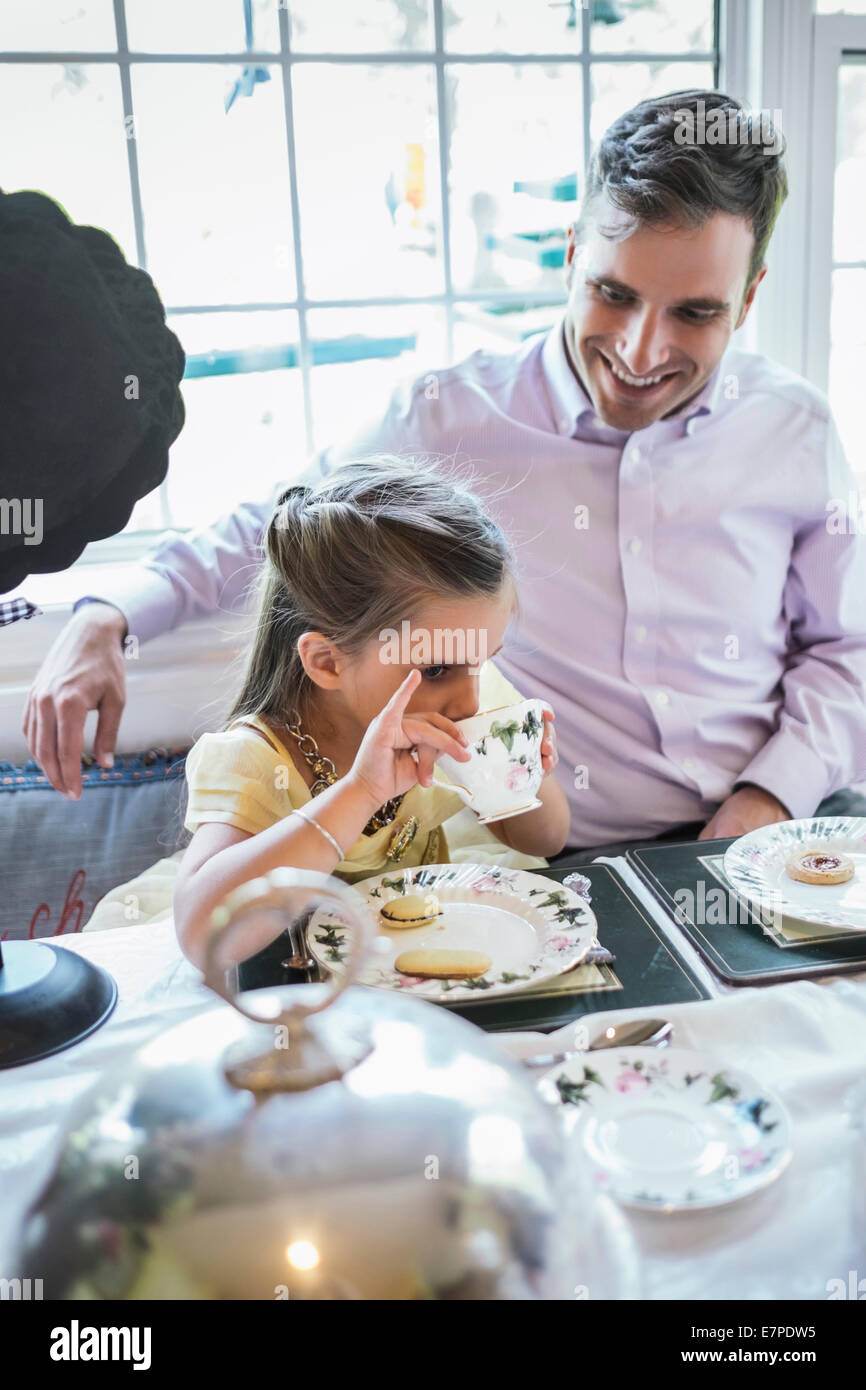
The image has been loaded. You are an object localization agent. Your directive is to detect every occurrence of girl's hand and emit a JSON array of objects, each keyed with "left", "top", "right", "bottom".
[
  {"left": 349, "top": 669, "right": 471, "bottom": 810},
  {"left": 540, "top": 705, "right": 558, "bottom": 778}
]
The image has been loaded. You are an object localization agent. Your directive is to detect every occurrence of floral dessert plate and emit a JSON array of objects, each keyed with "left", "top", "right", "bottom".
[
  {"left": 724, "top": 816, "right": 866, "bottom": 932},
  {"left": 307, "top": 862, "right": 596, "bottom": 1002},
  {"left": 537, "top": 1046, "right": 792, "bottom": 1213}
]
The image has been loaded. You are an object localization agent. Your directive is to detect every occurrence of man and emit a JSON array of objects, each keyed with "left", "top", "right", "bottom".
[{"left": 24, "top": 91, "right": 866, "bottom": 859}]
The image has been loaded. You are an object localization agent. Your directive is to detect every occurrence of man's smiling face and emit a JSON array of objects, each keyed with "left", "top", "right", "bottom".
[{"left": 564, "top": 199, "right": 765, "bottom": 431}]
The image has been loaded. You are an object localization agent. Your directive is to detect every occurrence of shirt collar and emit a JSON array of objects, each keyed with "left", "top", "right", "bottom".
[
  {"left": 541, "top": 316, "right": 600, "bottom": 438},
  {"left": 541, "top": 315, "right": 726, "bottom": 440}
]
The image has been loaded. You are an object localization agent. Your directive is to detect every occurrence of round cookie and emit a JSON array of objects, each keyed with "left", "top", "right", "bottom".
[
  {"left": 785, "top": 849, "right": 855, "bottom": 886},
  {"left": 379, "top": 891, "right": 442, "bottom": 929}
]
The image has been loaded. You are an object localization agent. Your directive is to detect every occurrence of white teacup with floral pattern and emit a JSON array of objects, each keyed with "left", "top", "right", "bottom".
[{"left": 436, "top": 699, "right": 546, "bottom": 824}]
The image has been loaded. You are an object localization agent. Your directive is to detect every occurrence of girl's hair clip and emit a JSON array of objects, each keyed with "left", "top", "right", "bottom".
[
  {"left": 272, "top": 485, "right": 313, "bottom": 530},
  {"left": 276, "top": 483, "right": 311, "bottom": 508}
]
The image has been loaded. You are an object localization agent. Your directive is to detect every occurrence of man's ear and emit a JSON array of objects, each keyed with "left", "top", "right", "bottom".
[
  {"left": 736, "top": 265, "right": 767, "bottom": 329},
  {"left": 297, "top": 632, "right": 344, "bottom": 691},
  {"left": 565, "top": 223, "right": 578, "bottom": 289}
]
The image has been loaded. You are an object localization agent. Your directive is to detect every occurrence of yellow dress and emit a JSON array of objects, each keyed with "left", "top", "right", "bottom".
[
  {"left": 83, "top": 661, "right": 547, "bottom": 931},
  {"left": 183, "top": 712, "right": 462, "bottom": 885}
]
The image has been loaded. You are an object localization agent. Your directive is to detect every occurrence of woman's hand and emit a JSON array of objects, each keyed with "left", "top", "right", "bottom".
[
  {"left": 540, "top": 705, "right": 558, "bottom": 778},
  {"left": 349, "top": 669, "right": 471, "bottom": 810}
]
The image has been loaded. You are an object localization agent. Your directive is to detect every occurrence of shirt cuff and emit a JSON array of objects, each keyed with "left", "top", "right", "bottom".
[
  {"left": 735, "top": 732, "right": 830, "bottom": 820},
  {"left": 75, "top": 565, "right": 179, "bottom": 646}
]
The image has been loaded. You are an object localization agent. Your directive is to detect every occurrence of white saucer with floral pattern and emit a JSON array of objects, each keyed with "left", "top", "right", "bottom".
[
  {"left": 537, "top": 1047, "right": 792, "bottom": 1212},
  {"left": 724, "top": 816, "right": 866, "bottom": 932},
  {"left": 307, "top": 862, "right": 596, "bottom": 1003}
]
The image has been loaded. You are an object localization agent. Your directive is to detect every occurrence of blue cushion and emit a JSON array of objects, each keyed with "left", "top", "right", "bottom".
[{"left": 0, "top": 750, "right": 190, "bottom": 940}]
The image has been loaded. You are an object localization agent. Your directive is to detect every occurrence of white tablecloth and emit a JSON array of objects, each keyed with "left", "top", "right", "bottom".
[{"left": 2, "top": 855, "right": 865, "bottom": 1300}]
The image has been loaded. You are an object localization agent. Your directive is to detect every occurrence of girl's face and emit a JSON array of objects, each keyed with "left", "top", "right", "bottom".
[{"left": 338, "top": 586, "right": 516, "bottom": 735}]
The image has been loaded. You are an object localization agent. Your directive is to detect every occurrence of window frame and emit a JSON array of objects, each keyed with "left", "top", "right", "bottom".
[
  {"left": 3, "top": 0, "right": 721, "bottom": 568},
  {"left": 804, "top": 11, "right": 866, "bottom": 391}
]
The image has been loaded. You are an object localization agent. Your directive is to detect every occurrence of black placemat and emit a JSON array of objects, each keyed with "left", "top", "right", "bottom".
[
  {"left": 628, "top": 837, "right": 866, "bottom": 985},
  {"left": 436, "top": 862, "right": 712, "bottom": 1032},
  {"left": 236, "top": 862, "right": 712, "bottom": 1032}
]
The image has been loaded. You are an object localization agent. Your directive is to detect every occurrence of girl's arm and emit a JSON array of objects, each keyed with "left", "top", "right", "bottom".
[
  {"left": 174, "top": 669, "right": 470, "bottom": 968},
  {"left": 486, "top": 706, "right": 570, "bottom": 857},
  {"left": 174, "top": 771, "right": 381, "bottom": 969}
]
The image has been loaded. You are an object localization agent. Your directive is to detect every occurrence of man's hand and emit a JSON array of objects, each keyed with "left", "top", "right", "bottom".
[
  {"left": 22, "top": 603, "right": 128, "bottom": 800},
  {"left": 699, "top": 783, "right": 791, "bottom": 841}
]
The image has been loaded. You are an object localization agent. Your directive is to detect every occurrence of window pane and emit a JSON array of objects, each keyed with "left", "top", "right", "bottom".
[
  {"left": 590, "top": 0, "right": 715, "bottom": 53},
  {"left": 122, "top": 488, "right": 169, "bottom": 534},
  {"left": 452, "top": 300, "right": 563, "bottom": 358},
  {"left": 288, "top": 0, "right": 434, "bottom": 51},
  {"left": 449, "top": 65, "right": 582, "bottom": 294},
  {"left": 125, "top": 0, "right": 280, "bottom": 52},
  {"left": 0, "top": 63, "right": 136, "bottom": 259},
  {"left": 162, "top": 310, "right": 305, "bottom": 528},
  {"left": 829, "top": 270, "right": 866, "bottom": 482},
  {"left": 0, "top": 1, "right": 116, "bottom": 50},
  {"left": 590, "top": 62, "right": 714, "bottom": 144},
  {"left": 293, "top": 64, "right": 441, "bottom": 300},
  {"left": 444, "top": 0, "right": 582, "bottom": 53},
  {"left": 306, "top": 305, "right": 446, "bottom": 452},
  {"left": 131, "top": 64, "right": 294, "bottom": 304},
  {"left": 833, "top": 60, "right": 866, "bottom": 263}
]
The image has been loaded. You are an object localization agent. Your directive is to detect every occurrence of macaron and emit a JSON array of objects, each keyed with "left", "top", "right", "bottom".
[{"left": 379, "top": 891, "right": 443, "bottom": 929}]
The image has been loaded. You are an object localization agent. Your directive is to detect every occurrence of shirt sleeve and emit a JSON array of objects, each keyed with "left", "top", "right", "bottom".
[
  {"left": 736, "top": 418, "right": 866, "bottom": 816},
  {"left": 317, "top": 373, "right": 420, "bottom": 471},
  {"left": 184, "top": 731, "right": 291, "bottom": 837},
  {"left": 76, "top": 456, "right": 327, "bottom": 645},
  {"left": 80, "top": 368, "right": 428, "bottom": 646}
]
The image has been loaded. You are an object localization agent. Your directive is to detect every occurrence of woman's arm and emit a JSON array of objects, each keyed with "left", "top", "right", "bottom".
[{"left": 174, "top": 771, "right": 380, "bottom": 969}]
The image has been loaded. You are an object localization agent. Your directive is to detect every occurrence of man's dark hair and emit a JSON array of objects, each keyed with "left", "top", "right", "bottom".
[{"left": 578, "top": 90, "right": 788, "bottom": 287}]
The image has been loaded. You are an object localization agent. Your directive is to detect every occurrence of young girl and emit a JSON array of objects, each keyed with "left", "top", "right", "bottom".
[{"left": 173, "top": 458, "right": 569, "bottom": 966}]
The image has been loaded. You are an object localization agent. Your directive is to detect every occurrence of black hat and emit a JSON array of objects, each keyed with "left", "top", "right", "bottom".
[{"left": 0, "top": 189, "right": 186, "bottom": 594}]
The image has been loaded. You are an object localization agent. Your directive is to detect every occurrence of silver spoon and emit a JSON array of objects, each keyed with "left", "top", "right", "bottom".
[{"left": 520, "top": 1017, "right": 673, "bottom": 1070}]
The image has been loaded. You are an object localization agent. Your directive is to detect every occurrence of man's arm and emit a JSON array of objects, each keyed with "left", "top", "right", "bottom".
[
  {"left": 22, "top": 461, "right": 326, "bottom": 797},
  {"left": 77, "top": 498, "right": 274, "bottom": 646},
  {"left": 702, "top": 421, "right": 866, "bottom": 836},
  {"left": 22, "top": 383, "right": 421, "bottom": 796}
]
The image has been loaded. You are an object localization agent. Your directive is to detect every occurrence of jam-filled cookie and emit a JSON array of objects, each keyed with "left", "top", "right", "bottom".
[{"left": 785, "top": 849, "right": 855, "bottom": 886}]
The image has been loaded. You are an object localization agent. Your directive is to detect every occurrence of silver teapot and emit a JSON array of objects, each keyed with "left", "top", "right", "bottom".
[{"left": 16, "top": 870, "right": 572, "bottom": 1299}]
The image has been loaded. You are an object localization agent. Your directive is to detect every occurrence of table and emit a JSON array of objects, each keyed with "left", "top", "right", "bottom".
[{"left": 2, "top": 854, "right": 865, "bottom": 1300}]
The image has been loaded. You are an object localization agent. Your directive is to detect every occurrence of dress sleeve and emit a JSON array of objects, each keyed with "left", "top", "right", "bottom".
[
  {"left": 184, "top": 731, "right": 292, "bottom": 836},
  {"left": 479, "top": 659, "right": 525, "bottom": 710}
]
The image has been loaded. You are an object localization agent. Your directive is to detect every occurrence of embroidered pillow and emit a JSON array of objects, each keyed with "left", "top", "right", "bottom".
[{"left": 0, "top": 750, "right": 189, "bottom": 940}]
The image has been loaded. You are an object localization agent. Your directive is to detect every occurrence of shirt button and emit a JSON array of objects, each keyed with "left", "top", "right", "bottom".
[
  {"left": 683, "top": 758, "right": 698, "bottom": 774},
  {"left": 630, "top": 446, "right": 641, "bottom": 463},
  {"left": 559, "top": 417, "right": 572, "bottom": 434},
  {"left": 635, "top": 624, "right": 647, "bottom": 642},
  {"left": 655, "top": 691, "right": 670, "bottom": 708},
  {"left": 628, "top": 537, "right": 643, "bottom": 555}
]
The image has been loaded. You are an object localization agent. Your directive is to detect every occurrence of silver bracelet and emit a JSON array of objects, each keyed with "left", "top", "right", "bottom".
[{"left": 291, "top": 805, "right": 344, "bottom": 860}]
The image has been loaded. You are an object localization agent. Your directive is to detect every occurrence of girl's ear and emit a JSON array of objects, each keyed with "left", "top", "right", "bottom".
[{"left": 297, "top": 631, "right": 345, "bottom": 691}]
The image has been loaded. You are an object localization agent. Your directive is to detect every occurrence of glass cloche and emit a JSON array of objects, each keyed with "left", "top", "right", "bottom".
[{"left": 15, "top": 870, "right": 572, "bottom": 1299}]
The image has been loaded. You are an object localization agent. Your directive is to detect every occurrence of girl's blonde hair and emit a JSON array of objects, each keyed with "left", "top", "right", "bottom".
[{"left": 227, "top": 456, "right": 515, "bottom": 727}]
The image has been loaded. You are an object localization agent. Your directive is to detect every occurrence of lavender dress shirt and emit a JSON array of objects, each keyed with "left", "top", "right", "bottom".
[{"left": 87, "top": 319, "right": 866, "bottom": 845}]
